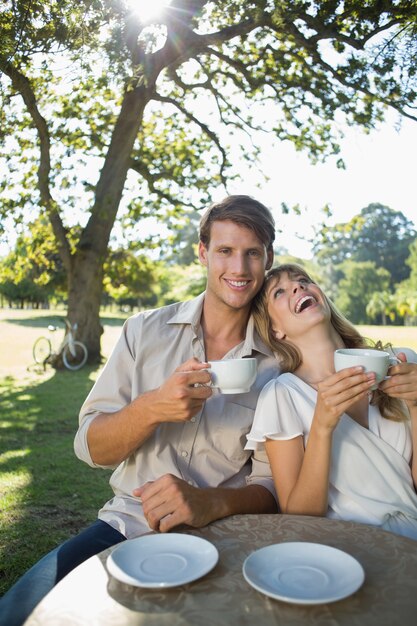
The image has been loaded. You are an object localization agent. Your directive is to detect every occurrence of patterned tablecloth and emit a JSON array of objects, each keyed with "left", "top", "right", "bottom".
[{"left": 24, "top": 513, "right": 417, "bottom": 626}]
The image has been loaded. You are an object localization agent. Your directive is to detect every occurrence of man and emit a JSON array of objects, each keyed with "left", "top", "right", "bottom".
[{"left": 0, "top": 195, "right": 280, "bottom": 626}]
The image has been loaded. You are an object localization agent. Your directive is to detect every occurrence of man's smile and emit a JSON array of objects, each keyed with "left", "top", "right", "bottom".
[{"left": 225, "top": 279, "right": 251, "bottom": 288}]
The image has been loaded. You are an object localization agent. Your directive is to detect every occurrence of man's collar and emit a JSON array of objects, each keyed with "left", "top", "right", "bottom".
[
  {"left": 167, "top": 292, "right": 205, "bottom": 327},
  {"left": 242, "top": 315, "right": 274, "bottom": 357},
  {"left": 167, "top": 293, "right": 273, "bottom": 358}
]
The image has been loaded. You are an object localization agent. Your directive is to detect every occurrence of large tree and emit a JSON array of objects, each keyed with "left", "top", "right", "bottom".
[
  {"left": 312, "top": 204, "right": 416, "bottom": 285},
  {"left": 1, "top": 1, "right": 416, "bottom": 361},
  {"left": 335, "top": 259, "right": 391, "bottom": 324}
]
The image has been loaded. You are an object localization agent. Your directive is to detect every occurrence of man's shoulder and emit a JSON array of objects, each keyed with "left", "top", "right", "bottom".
[{"left": 126, "top": 294, "right": 204, "bottom": 328}]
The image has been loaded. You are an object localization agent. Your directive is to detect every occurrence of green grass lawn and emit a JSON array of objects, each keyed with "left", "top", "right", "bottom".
[
  {"left": 356, "top": 325, "right": 417, "bottom": 352},
  {"left": 0, "top": 308, "right": 416, "bottom": 597},
  {"left": 0, "top": 308, "right": 128, "bottom": 596}
]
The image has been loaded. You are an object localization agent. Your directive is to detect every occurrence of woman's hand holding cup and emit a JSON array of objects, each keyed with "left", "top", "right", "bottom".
[{"left": 378, "top": 352, "right": 417, "bottom": 409}]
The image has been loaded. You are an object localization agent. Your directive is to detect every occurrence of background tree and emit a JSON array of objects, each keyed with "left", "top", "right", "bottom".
[
  {"left": 0, "top": 218, "right": 66, "bottom": 307},
  {"left": 1, "top": 1, "right": 417, "bottom": 361},
  {"left": 103, "top": 249, "right": 161, "bottom": 310},
  {"left": 393, "top": 286, "right": 417, "bottom": 325},
  {"left": 159, "top": 210, "right": 200, "bottom": 266},
  {"left": 366, "top": 291, "right": 395, "bottom": 325},
  {"left": 404, "top": 239, "right": 417, "bottom": 290},
  {"left": 158, "top": 262, "right": 207, "bottom": 305},
  {"left": 312, "top": 204, "right": 417, "bottom": 286},
  {"left": 334, "top": 260, "right": 391, "bottom": 324},
  {"left": 392, "top": 239, "right": 417, "bottom": 324}
]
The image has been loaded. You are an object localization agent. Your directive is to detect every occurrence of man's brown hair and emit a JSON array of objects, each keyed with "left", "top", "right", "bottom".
[{"left": 199, "top": 195, "right": 276, "bottom": 252}]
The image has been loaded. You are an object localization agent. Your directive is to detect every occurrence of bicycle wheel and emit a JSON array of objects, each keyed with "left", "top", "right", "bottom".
[
  {"left": 63, "top": 341, "right": 88, "bottom": 370},
  {"left": 33, "top": 337, "right": 52, "bottom": 364}
]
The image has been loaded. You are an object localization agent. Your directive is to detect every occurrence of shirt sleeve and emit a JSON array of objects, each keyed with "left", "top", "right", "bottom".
[
  {"left": 245, "top": 378, "right": 304, "bottom": 451},
  {"left": 73, "top": 317, "right": 138, "bottom": 468},
  {"left": 245, "top": 447, "right": 277, "bottom": 501},
  {"left": 390, "top": 347, "right": 417, "bottom": 363}
]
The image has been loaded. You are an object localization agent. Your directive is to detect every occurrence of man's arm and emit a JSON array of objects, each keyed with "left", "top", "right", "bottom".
[
  {"left": 134, "top": 475, "right": 278, "bottom": 532},
  {"left": 85, "top": 359, "right": 213, "bottom": 466}
]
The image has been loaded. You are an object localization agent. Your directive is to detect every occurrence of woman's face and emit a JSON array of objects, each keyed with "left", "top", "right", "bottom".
[{"left": 266, "top": 271, "right": 329, "bottom": 341}]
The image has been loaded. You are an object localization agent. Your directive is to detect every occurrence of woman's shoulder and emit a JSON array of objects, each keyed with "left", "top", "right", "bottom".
[
  {"left": 259, "top": 372, "right": 306, "bottom": 404},
  {"left": 390, "top": 347, "right": 417, "bottom": 363},
  {"left": 261, "top": 371, "right": 297, "bottom": 391}
]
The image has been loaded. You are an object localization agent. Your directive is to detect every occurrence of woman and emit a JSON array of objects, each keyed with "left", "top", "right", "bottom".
[{"left": 246, "top": 263, "right": 417, "bottom": 539}]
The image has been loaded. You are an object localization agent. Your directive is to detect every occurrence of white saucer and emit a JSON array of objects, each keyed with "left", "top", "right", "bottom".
[
  {"left": 243, "top": 542, "right": 364, "bottom": 605},
  {"left": 107, "top": 533, "right": 219, "bottom": 588}
]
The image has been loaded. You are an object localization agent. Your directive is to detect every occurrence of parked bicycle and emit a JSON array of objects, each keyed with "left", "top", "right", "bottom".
[{"left": 33, "top": 319, "right": 88, "bottom": 371}]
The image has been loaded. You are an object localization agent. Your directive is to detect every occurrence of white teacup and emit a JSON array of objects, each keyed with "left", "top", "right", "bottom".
[
  {"left": 334, "top": 348, "right": 400, "bottom": 390},
  {"left": 208, "top": 358, "right": 257, "bottom": 394}
]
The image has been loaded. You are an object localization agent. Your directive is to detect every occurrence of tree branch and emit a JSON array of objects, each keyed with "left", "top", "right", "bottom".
[
  {"left": 298, "top": 12, "right": 402, "bottom": 50},
  {"left": 204, "top": 47, "right": 264, "bottom": 91},
  {"left": 151, "top": 12, "right": 261, "bottom": 78},
  {"left": 0, "top": 60, "right": 72, "bottom": 270},
  {"left": 128, "top": 158, "right": 197, "bottom": 209},
  {"left": 151, "top": 91, "right": 229, "bottom": 185},
  {"left": 279, "top": 17, "right": 417, "bottom": 122}
]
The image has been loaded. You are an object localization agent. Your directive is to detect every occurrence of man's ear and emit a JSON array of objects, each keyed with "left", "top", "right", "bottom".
[
  {"left": 198, "top": 241, "right": 208, "bottom": 266},
  {"left": 266, "top": 248, "right": 274, "bottom": 270}
]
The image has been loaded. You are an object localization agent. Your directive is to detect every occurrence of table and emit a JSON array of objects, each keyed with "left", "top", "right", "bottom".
[{"left": 24, "top": 514, "right": 417, "bottom": 626}]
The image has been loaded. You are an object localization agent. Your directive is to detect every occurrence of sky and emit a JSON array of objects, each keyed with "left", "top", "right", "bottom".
[{"left": 220, "top": 111, "right": 417, "bottom": 259}]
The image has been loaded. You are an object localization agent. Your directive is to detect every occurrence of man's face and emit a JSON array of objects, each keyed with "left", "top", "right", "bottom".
[{"left": 198, "top": 219, "right": 273, "bottom": 312}]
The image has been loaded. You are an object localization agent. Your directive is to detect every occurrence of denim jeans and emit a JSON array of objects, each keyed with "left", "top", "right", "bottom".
[{"left": 0, "top": 519, "right": 126, "bottom": 626}]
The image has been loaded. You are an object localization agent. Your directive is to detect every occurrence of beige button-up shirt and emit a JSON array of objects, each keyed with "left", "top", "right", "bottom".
[{"left": 74, "top": 293, "right": 280, "bottom": 538}]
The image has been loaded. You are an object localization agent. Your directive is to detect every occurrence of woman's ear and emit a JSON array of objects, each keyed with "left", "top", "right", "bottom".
[{"left": 272, "top": 327, "right": 286, "bottom": 340}]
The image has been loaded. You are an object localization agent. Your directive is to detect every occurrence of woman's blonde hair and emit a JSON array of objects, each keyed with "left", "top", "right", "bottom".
[{"left": 253, "top": 263, "right": 407, "bottom": 422}]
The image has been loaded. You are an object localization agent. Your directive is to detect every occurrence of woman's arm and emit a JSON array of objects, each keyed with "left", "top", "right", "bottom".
[
  {"left": 265, "top": 367, "right": 376, "bottom": 516},
  {"left": 265, "top": 426, "right": 333, "bottom": 516}
]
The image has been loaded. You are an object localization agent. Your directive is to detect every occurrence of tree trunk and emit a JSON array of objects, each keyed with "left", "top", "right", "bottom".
[
  {"left": 67, "top": 250, "right": 105, "bottom": 364},
  {"left": 62, "top": 86, "right": 153, "bottom": 363}
]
